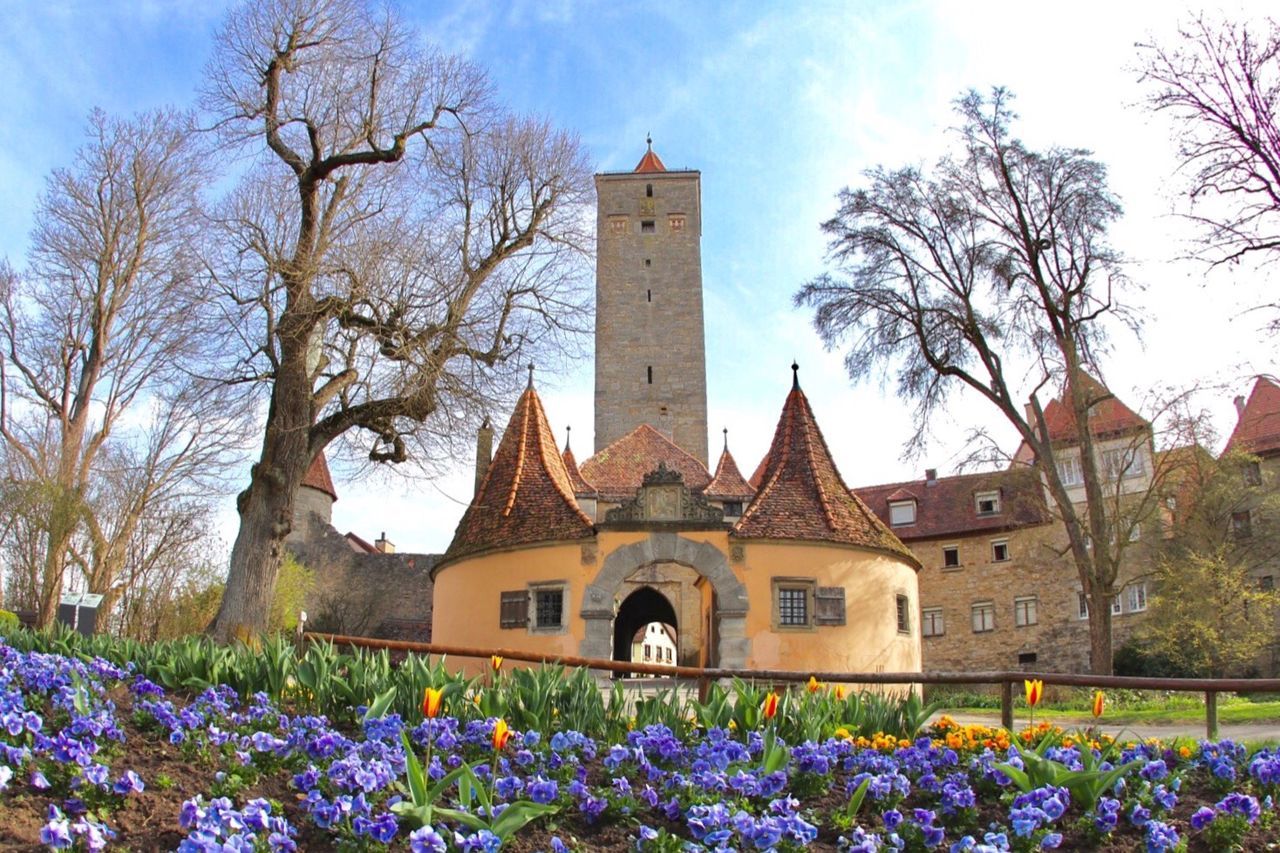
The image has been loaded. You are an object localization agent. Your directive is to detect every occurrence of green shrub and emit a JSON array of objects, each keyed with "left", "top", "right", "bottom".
[{"left": 0, "top": 609, "right": 19, "bottom": 636}]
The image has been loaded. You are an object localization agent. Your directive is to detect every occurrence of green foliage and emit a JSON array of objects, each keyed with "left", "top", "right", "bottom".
[
  {"left": 996, "top": 735, "right": 1140, "bottom": 811},
  {"left": 0, "top": 609, "right": 19, "bottom": 636},
  {"left": 269, "top": 553, "right": 313, "bottom": 632}
]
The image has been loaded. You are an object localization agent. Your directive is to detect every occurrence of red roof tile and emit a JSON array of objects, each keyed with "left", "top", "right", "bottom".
[
  {"left": 1225, "top": 377, "right": 1280, "bottom": 458},
  {"left": 581, "top": 424, "right": 712, "bottom": 501},
  {"left": 705, "top": 438, "right": 756, "bottom": 500},
  {"left": 443, "top": 384, "right": 594, "bottom": 563},
  {"left": 854, "top": 468, "right": 1050, "bottom": 541},
  {"left": 1041, "top": 374, "right": 1148, "bottom": 444},
  {"left": 634, "top": 139, "right": 667, "bottom": 173},
  {"left": 562, "top": 430, "right": 597, "bottom": 497},
  {"left": 733, "top": 369, "right": 916, "bottom": 564},
  {"left": 301, "top": 453, "right": 338, "bottom": 501}
]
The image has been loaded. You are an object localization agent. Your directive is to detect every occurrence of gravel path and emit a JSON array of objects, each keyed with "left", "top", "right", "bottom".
[{"left": 933, "top": 711, "right": 1280, "bottom": 743}]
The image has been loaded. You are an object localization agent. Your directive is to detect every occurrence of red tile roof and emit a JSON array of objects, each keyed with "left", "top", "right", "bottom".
[
  {"left": 581, "top": 424, "right": 712, "bottom": 501},
  {"left": 1041, "top": 374, "right": 1148, "bottom": 444},
  {"left": 733, "top": 369, "right": 916, "bottom": 564},
  {"left": 854, "top": 468, "right": 1051, "bottom": 541},
  {"left": 634, "top": 140, "right": 667, "bottom": 173},
  {"left": 562, "top": 434, "right": 597, "bottom": 497},
  {"left": 705, "top": 438, "right": 756, "bottom": 500},
  {"left": 1225, "top": 377, "right": 1280, "bottom": 458},
  {"left": 443, "top": 383, "right": 594, "bottom": 563},
  {"left": 301, "top": 453, "right": 338, "bottom": 501}
]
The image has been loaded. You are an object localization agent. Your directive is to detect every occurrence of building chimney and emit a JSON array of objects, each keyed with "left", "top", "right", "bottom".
[
  {"left": 374, "top": 531, "right": 395, "bottom": 554},
  {"left": 925, "top": 468, "right": 938, "bottom": 486},
  {"left": 475, "top": 415, "right": 493, "bottom": 496},
  {"left": 1235, "top": 395, "right": 1247, "bottom": 418}
]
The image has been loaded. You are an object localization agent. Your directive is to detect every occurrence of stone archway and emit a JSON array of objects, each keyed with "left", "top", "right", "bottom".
[{"left": 580, "top": 532, "right": 750, "bottom": 669}]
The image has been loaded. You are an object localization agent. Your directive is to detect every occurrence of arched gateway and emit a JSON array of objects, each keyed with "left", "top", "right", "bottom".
[{"left": 580, "top": 532, "right": 750, "bottom": 670}]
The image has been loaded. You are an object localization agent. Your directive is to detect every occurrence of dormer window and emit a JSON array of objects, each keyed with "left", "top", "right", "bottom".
[
  {"left": 888, "top": 500, "right": 917, "bottom": 527},
  {"left": 975, "top": 490, "right": 1001, "bottom": 516},
  {"left": 723, "top": 500, "right": 743, "bottom": 518}
]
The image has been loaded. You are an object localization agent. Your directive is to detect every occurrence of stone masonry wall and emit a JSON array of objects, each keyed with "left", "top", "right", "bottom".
[{"left": 594, "top": 170, "right": 709, "bottom": 466}]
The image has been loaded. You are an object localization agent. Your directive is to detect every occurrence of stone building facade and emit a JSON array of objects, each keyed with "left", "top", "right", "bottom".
[{"left": 594, "top": 141, "right": 709, "bottom": 467}]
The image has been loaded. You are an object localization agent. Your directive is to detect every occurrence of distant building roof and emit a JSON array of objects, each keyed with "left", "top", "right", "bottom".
[
  {"left": 854, "top": 468, "right": 1051, "bottom": 541},
  {"left": 1041, "top": 374, "right": 1148, "bottom": 444},
  {"left": 1225, "top": 376, "right": 1280, "bottom": 458},
  {"left": 733, "top": 366, "right": 917, "bottom": 565},
  {"left": 443, "top": 380, "right": 594, "bottom": 564},
  {"left": 704, "top": 433, "right": 756, "bottom": 501},
  {"left": 345, "top": 531, "right": 378, "bottom": 553},
  {"left": 581, "top": 424, "right": 712, "bottom": 502},
  {"left": 301, "top": 453, "right": 338, "bottom": 501}
]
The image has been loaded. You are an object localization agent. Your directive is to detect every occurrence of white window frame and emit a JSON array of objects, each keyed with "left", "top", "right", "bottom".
[
  {"left": 922, "top": 607, "right": 945, "bottom": 637},
  {"left": 1014, "top": 596, "right": 1039, "bottom": 627},
  {"left": 1055, "top": 454, "right": 1083, "bottom": 486},
  {"left": 1103, "top": 447, "right": 1145, "bottom": 481},
  {"left": 1111, "top": 595, "right": 1123, "bottom": 616},
  {"left": 889, "top": 500, "right": 917, "bottom": 527},
  {"left": 975, "top": 490, "right": 1001, "bottom": 516},
  {"left": 1127, "top": 583, "right": 1148, "bottom": 613},
  {"left": 1077, "top": 591, "right": 1089, "bottom": 620},
  {"left": 971, "top": 601, "right": 995, "bottom": 633},
  {"left": 991, "top": 539, "right": 1010, "bottom": 563},
  {"left": 942, "top": 545, "right": 961, "bottom": 569}
]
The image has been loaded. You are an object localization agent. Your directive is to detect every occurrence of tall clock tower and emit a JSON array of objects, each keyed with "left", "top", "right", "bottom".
[{"left": 593, "top": 140, "right": 709, "bottom": 466}]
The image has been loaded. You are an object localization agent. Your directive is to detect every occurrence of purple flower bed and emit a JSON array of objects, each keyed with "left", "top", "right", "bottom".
[{"left": 0, "top": 639, "right": 1277, "bottom": 850}]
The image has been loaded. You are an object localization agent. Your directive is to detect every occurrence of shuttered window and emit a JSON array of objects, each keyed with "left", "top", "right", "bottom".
[
  {"left": 814, "top": 587, "right": 846, "bottom": 626},
  {"left": 499, "top": 591, "right": 528, "bottom": 628}
]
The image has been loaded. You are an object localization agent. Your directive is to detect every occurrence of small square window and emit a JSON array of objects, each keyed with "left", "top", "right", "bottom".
[
  {"left": 1017, "top": 651, "right": 1038, "bottom": 666},
  {"left": 889, "top": 500, "right": 917, "bottom": 527},
  {"left": 895, "top": 594, "right": 910, "bottom": 634},
  {"left": 942, "top": 546, "right": 960, "bottom": 568},
  {"left": 1245, "top": 461, "right": 1263, "bottom": 486},
  {"left": 991, "top": 540, "right": 1010, "bottom": 562},
  {"left": 975, "top": 491, "right": 1001, "bottom": 516},
  {"left": 1111, "top": 595, "right": 1123, "bottom": 616},
  {"left": 640, "top": 220, "right": 655, "bottom": 233},
  {"left": 1261, "top": 575, "right": 1275, "bottom": 591},
  {"left": 722, "top": 501, "right": 743, "bottom": 518},
  {"left": 1014, "top": 596, "right": 1038, "bottom": 627},
  {"left": 773, "top": 579, "right": 814, "bottom": 629},
  {"left": 922, "top": 607, "right": 944, "bottom": 637},
  {"left": 534, "top": 587, "right": 564, "bottom": 629},
  {"left": 1233, "top": 511, "right": 1253, "bottom": 539},
  {"left": 971, "top": 602, "right": 995, "bottom": 633}
]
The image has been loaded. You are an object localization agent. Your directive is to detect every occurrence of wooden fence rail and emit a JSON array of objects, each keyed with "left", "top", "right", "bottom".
[{"left": 303, "top": 631, "right": 1280, "bottom": 739}]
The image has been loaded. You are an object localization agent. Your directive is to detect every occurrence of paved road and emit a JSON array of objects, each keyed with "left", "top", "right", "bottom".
[{"left": 932, "top": 711, "right": 1280, "bottom": 743}]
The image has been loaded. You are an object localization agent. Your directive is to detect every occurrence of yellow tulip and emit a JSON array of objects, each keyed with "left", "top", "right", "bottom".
[
  {"left": 421, "top": 687, "right": 443, "bottom": 719},
  {"left": 1023, "top": 679, "right": 1044, "bottom": 707},
  {"left": 1092, "top": 690, "right": 1105, "bottom": 718},
  {"left": 492, "top": 718, "right": 512, "bottom": 751},
  {"left": 806, "top": 676, "right": 821, "bottom": 693}
]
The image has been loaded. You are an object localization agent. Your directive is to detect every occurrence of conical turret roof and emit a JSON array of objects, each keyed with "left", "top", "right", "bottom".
[
  {"left": 634, "top": 137, "right": 667, "bottom": 173},
  {"left": 443, "top": 380, "right": 594, "bottom": 564},
  {"left": 301, "top": 452, "right": 338, "bottom": 501},
  {"left": 1225, "top": 376, "right": 1280, "bottom": 458},
  {"left": 734, "top": 365, "right": 916, "bottom": 565},
  {"left": 704, "top": 430, "right": 756, "bottom": 501},
  {"left": 562, "top": 427, "right": 597, "bottom": 497}
]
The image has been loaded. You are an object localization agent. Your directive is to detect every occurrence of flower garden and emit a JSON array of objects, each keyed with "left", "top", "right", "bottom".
[{"left": 1, "top": 629, "right": 1278, "bottom": 851}]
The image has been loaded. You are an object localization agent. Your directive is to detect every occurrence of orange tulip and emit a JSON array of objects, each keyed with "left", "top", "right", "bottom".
[
  {"left": 806, "top": 676, "right": 821, "bottom": 694},
  {"left": 762, "top": 692, "right": 780, "bottom": 720},
  {"left": 490, "top": 655, "right": 504, "bottom": 672},
  {"left": 492, "top": 718, "right": 512, "bottom": 751},
  {"left": 834, "top": 685, "right": 846, "bottom": 701},
  {"left": 422, "top": 687, "right": 443, "bottom": 719},
  {"left": 1092, "top": 690, "right": 1105, "bottom": 718},
  {"left": 1024, "top": 679, "right": 1044, "bottom": 707}
]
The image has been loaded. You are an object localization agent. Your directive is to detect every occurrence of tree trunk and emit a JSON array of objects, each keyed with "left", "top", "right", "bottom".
[
  {"left": 209, "top": 351, "right": 313, "bottom": 643},
  {"left": 1085, "top": 580, "right": 1114, "bottom": 675}
]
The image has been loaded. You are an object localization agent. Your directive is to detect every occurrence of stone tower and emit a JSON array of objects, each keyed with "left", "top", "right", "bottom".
[{"left": 594, "top": 141, "right": 708, "bottom": 466}]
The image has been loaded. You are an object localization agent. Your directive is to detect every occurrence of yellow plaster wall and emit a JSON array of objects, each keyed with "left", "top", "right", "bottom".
[
  {"left": 739, "top": 542, "right": 922, "bottom": 674},
  {"left": 432, "top": 542, "right": 592, "bottom": 675}
]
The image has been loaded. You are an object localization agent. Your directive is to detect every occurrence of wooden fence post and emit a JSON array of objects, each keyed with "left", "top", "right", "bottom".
[
  {"left": 1000, "top": 680, "right": 1014, "bottom": 731},
  {"left": 1206, "top": 691, "right": 1218, "bottom": 740}
]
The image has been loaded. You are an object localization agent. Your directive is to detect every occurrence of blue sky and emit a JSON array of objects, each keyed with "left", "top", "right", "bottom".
[{"left": 2, "top": 1, "right": 1276, "bottom": 554}]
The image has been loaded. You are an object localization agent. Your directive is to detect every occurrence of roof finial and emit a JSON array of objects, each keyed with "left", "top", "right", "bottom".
[
  {"left": 723, "top": 427, "right": 729, "bottom": 452},
  {"left": 646, "top": 133, "right": 652, "bottom": 151},
  {"left": 791, "top": 361, "right": 800, "bottom": 390},
  {"left": 527, "top": 363, "right": 535, "bottom": 389},
  {"left": 564, "top": 424, "right": 572, "bottom": 451}
]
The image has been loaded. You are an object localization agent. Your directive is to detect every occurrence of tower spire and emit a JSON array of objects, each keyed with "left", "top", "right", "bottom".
[
  {"left": 527, "top": 363, "right": 535, "bottom": 389},
  {"left": 791, "top": 361, "right": 800, "bottom": 390}
]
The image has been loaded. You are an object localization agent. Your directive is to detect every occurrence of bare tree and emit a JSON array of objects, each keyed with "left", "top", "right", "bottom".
[
  {"left": 797, "top": 89, "right": 1152, "bottom": 674},
  {"left": 0, "top": 108, "right": 240, "bottom": 629},
  {"left": 1138, "top": 15, "right": 1280, "bottom": 268},
  {"left": 201, "top": 0, "right": 593, "bottom": 641}
]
